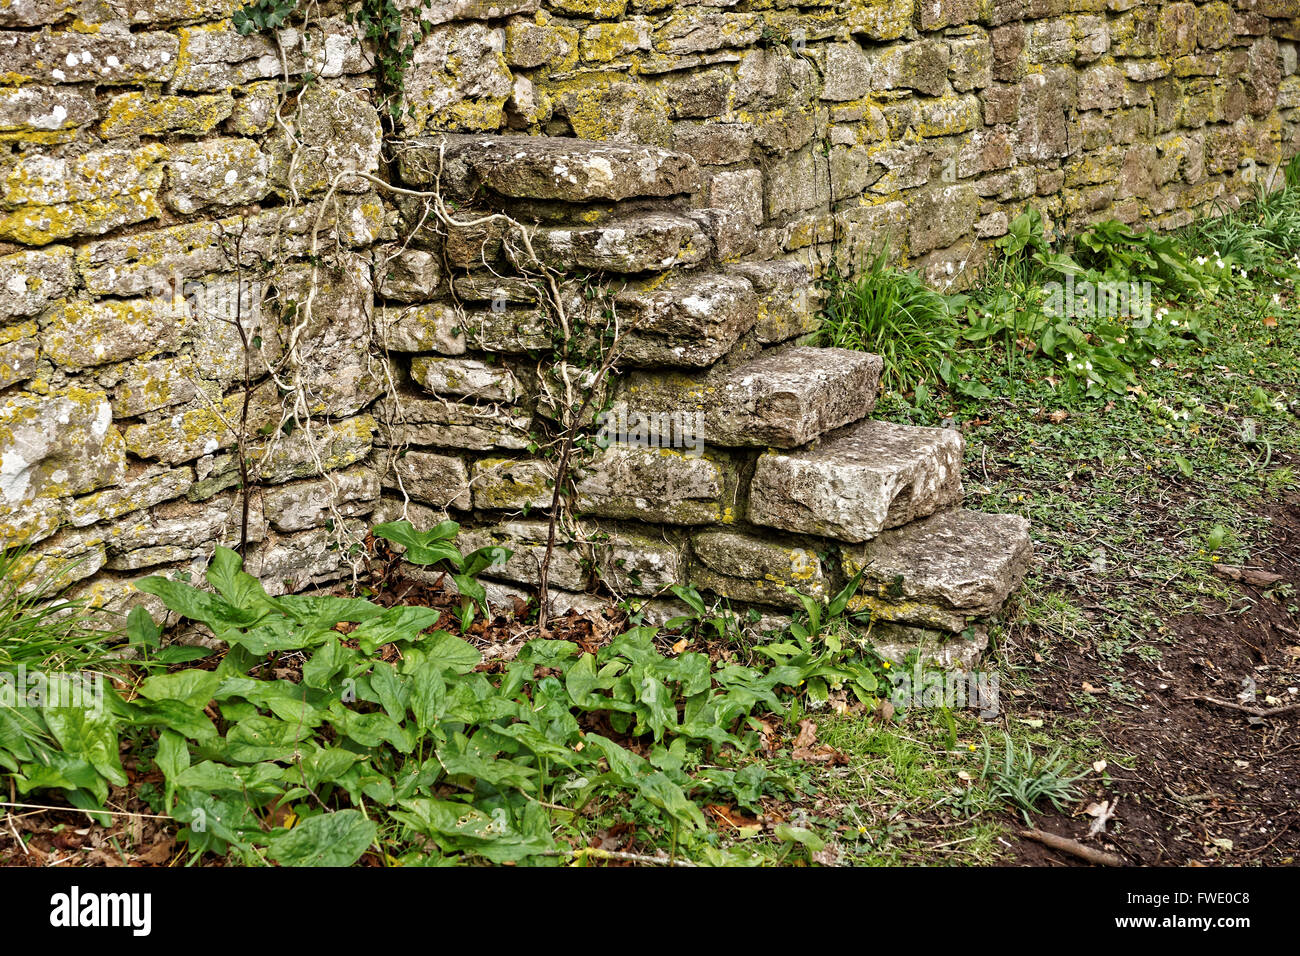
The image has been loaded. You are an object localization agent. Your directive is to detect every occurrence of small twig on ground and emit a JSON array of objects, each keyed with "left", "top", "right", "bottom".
[
  {"left": 1185, "top": 695, "right": 1300, "bottom": 719},
  {"left": 1018, "top": 828, "right": 1125, "bottom": 866},
  {"left": 542, "top": 846, "right": 698, "bottom": 867}
]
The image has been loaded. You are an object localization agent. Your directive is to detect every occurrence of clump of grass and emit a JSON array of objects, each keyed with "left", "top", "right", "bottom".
[
  {"left": 0, "top": 545, "right": 111, "bottom": 672},
  {"left": 1181, "top": 156, "right": 1300, "bottom": 277},
  {"left": 816, "top": 250, "right": 958, "bottom": 394},
  {"left": 981, "top": 733, "right": 1085, "bottom": 824}
]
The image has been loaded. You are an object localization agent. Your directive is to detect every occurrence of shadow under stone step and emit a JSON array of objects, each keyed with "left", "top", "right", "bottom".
[
  {"left": 748, "top": 418, "right": 964, "bottom": 543},
  {"left": 618, "top": 346, "right": 883, "bottom": 448},
  {"left": 399, "top": 134, "right": 702, "bottom": 203},
  {"left": 842, "top": 508, "right": 1033, "bottom": 632}
]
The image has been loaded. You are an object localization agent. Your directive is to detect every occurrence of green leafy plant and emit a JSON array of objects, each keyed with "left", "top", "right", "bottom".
[
  {"left": 5, "top": 539, "right": 900, "bottom": 865},
  {"left": 232, "top": 0, "right": 297, "bottom": 34},
  {"left": 372, "top": 519, "right": 510, "bottom": 630}
]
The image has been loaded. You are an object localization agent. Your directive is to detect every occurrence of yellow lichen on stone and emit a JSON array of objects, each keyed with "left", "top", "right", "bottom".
[{"left": 99, "top": 91, "right": 235, "bottom": 138}]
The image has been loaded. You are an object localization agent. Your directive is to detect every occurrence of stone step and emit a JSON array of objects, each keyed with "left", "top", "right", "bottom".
[
  {"left": 399, "top": 134, "right": 702, "bottom": 203},
  {"left": 841, "top": 508, "right": 1033, "bottom": 633},
  {"left": 526, "top": 212, "right": 710, "bottom": 272},
  {"left": 611, "top": 271, "right": 758, "bottom": 368},
  {"left": 748, "top": 418, "right": 963, "bottom": 543},
  {"left": 618, "top": 345, "right": 883, "bottom": 448}
]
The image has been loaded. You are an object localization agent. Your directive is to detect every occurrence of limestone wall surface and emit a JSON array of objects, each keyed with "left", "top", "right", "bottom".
[{"left": 1, "top": 0, "right": 1296, "bottom": 654}]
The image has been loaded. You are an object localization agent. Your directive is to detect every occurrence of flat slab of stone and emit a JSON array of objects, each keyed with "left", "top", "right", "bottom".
[
  {"left": 527, "top": 214, "right": 710, "bottom": 273},
  {"left": 401, "top": 134, "right": 702, "bottom": 203},
  {"left": 748, "top": 418, "right": 963, "bottom": 543},
  {"left": 843, "top": 508, "right": 1033, "bottom": 632},
  {"left": 621, "top": 346, "right": 881, "bottom": 447},
  {"left": 614, "top": 271, "right": 757, "bottom": 367}
]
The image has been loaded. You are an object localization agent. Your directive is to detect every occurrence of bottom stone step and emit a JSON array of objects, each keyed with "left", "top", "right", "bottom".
[
  {"left": 748, "top": 418, "right": 965, "bottom": 543},
  {"left": 841, "top": 508, "right": 1033, "bottom": 633}
]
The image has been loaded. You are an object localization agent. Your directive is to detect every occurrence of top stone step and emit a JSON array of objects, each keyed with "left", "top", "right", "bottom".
[{"left": 400, "top": 135, "right": 703, "bottom": 204}]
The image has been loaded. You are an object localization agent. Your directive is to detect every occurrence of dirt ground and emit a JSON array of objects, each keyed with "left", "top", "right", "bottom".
[{"left": 1005, "top": 495, "right": 1300, "bottom": 866}]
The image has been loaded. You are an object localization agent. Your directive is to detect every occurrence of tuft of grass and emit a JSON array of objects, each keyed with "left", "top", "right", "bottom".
[
  {"left": 816, "top": 251, "right": 958, "bottom": 394},
  {"left": 981, "top": 733, "right": 1086, "bottom": 824},
  {"left": 0, "top": 545, "right": 111, "bottom": 672}
]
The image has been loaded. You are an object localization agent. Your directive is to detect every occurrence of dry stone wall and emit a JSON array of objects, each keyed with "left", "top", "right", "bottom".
[{"left": 1, "top": 0, "right": 1296, "bottom": 662}]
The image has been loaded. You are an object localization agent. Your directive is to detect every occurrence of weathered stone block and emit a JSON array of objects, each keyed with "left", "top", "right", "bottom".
[
  {"left": 376, "top": 395, "right": 531, "bottom": 451},
  {"left": 822, "top": 41, "right": 871, "bottom": 102},
  {"left": 654, "top": 11, "right": 761, "bottom": 56},
  {"left": 909, "top": 185, "right": 977, "bottom": 256},
  {"left": 948, "top": 34, "right": 993, "bottom": 92},
  {"left": 376, "top": 247, "right": 441, "bottom": 302},
  {"left": 729, "top": 260, "right": 819, "bottom": 345},
  {"left": 691, "top": 530, "right": 826, "bottom": 608},
  {"left": 0, "top": 144, "right": 165, "bottom": 245},
  {"left": 504, "top": 15, "right": 578, "bottom": 68},
  {"left": 42, "top": 296, "right": 187, "bottom": 371},
  {"left": 0, "top": 30, "right": 178, "bottom": 85},
  {"left": 0, "top": 329, "right": 36, "bottom": 389},
  {"left": 0, "top": 246, "right": 74, "bottom": 318},
  {"left": 461, "top": 518, "right": 588, "bottom": 591},
  {"left": 67, "top": 467, "right": 192, "bottom": 530},
  {"left": 263, "top": 466, "right": 380, "bottom": 533},
  {"left": 620, "top": 346, "right": 882, "bottom": 448},
  {"left": 404, "top": 133, "right": 701, "bottom": 202},
  {"left": 749, "top": 419, "right": 964, "bottom": 543},
  {"left": 614, "top": 271, "right": 756, "bottom": 367},
  {"left": 581, "top": 18, "right": 652, "bottom": 62},
  {"left": 733, "top": 46, "right": 813, "bottom": 113},
  {"left": 0, "top": 85, "right": 96, "bottom": 141},
  {"left": 845, "top": 0, "right": 911, "bottom": 41},
  {"left": 269, "top": 84, "right": 382, "bottom": 197},
  {"left": 387, "top": 449, "right": 472, "bottom": 510},
  {"left": 165, "top": 137, "right": 271, "bottom": 214},
  {"left": 527, "top": 214, "right": 710, "bottom": 272},
  {"left": 378, "top": 302, "right": 466, "bottom": 354},
  {"left": 672, "top": 122, "right": 754, "bottom": 166},
  {"left": 599, "top": 529, "right": 684, "bottom": 595},
  {"left": 404, "top": 22, "right": 511, "bottom": 133},
  {"left": 99, "top": 91, "right": 232, "bottom": 138},
  {"left": 766, "top": 145, "right": 830, "bottom": 219},
  {"left": 919, "top": 0, "right": 988, "bottom": 30},
  {"left": 843, "top": 509, "right": 1033, "bottom": 631},
  {"left": 111, "top": 356, "right": 198, "bottom": 417},
  {"left": 1, "top": 386, "right": 125, "bottom": 542},
  {"left": 410, "top": 356, "right": 522, "bottom": 403},
  {"left": 864, "top": 40, "right": 950, "bottom": 97},
  {"left": 471, "top": 457, "right": 554, "bottom": 510},
  {"left": 171, "top": 22, "right": 278, "bottom": 91},
  {"left": 575, "top": 445, "right": 727, "bottom": 524}
]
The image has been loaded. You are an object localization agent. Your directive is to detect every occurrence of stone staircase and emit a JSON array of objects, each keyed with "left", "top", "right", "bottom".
[{"left": 386, "top": 133, "right": 1032, "bottom": 668}]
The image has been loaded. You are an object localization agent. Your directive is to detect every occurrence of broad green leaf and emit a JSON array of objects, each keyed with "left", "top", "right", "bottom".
[
  {"left": 42, "top": 705, "right": 126, "bottom": 788},
  {"left": 373, "top": 520, "right": 463, "bottom": 567},
  {"left": 352, "top": 606, "right": 444, "bottom": 655},
  {"left": 206, "top": 546, "right": 279, "bottom": 617},
  {"left": 139, "top": 670, "right": 223, "bottom": 708},
  {"left": 225, "top": 716, "right": 312, "bottom": 763}
]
